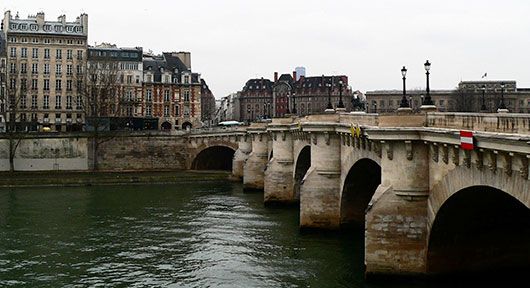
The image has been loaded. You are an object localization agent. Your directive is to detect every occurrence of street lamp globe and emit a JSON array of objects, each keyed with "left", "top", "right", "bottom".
[
  {"left": 424, "top": 60, "right": 431, "bottom": 72},
  {"left": 401, "top": 66, "right": 407, "bottom": 77}
]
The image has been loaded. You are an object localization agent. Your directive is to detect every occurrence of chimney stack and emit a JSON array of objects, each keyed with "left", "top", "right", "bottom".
[
  {"left": 175, "top": 52, "right": 192, "bottom": 70},
  {"left": 274, "top": 72, "right": 278, "bottom": 82},
  {"left": 293, "top": 71, "right": 297, "bottom": 81}
]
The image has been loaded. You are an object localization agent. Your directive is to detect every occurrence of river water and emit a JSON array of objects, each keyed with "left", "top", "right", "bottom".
[{"left": 0, "top": 173, "right": 506, "bottom": 287}]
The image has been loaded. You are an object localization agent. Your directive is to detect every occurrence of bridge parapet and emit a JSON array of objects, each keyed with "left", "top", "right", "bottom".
[{"left": 427, "top": 112, "right": 530, "bottom": 134}]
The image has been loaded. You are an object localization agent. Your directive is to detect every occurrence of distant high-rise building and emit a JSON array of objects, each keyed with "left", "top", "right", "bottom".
[{"left": 295, "top": 67, "right": 306, "bottom": 80}]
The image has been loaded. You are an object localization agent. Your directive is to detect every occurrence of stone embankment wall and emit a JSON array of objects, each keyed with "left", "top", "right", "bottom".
[
  {"left": 0, "top": 135, "right": 88, "bottom": 171},
  {"left": 95, "top": 134, "right": 188, "bottom": 171},
  {"left": 0, "top": 133, "right": 190, "bottom": 172}
]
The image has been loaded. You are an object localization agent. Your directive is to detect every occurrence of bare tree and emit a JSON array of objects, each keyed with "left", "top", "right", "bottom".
[
  {"left": 450, "top": 87, "right": 477, "bottom": 112},
  {"left": 1, "top": 66, "right": 27, "bottom": 172},
  {"left": 77, "top": 59, "right": 122, "bottom": 170}
]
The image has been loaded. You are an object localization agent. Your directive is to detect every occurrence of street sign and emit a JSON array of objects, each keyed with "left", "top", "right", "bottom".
[{"left": 460, "top": 131, "right": 474, "bottom": 150}]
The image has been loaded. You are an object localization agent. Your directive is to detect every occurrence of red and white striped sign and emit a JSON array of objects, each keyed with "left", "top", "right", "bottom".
[{"left": 460, "top": 131, "right": 474, "bottom": 150}]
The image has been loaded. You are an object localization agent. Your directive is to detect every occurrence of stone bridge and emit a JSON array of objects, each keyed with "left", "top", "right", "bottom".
[{"left": 191, "top": 112, "right": 530, "bottom": 278}]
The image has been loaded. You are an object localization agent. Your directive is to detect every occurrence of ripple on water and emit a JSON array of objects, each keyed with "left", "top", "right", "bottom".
[{"left": 0, "top": 181, "right": 374, "bottom": 288}]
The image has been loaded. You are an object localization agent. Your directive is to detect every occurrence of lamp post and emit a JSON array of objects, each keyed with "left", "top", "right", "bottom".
[
  {"left": 422, "top": 60, "right": 434, "bottom": 106},
  {"left": 481, "top": 85, "right": 487, "bottom": 111},
  {"left": 326, "top": 82, "right": 333, "bottom": 110},
  {"left": 399, "top": 66, "right": 409, "bottom": 108},
  {"left": 337, "top": 80, "right": 345, "bottom": 109},
  {"left": 499, "top": 82, "right": 507, "bottom": 110}
]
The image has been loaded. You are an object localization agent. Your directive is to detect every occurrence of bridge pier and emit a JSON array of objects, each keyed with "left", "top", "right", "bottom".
[
  {"left": 365, "top": 140, "right": 430, "bottom": 277},
  {"left": 243, "top": 125, "right": 269, "bottom": 191},
  {"left": 264, "top": 123, "right": 295, "bottom": 205},
  {"left": 299, "top": 127, "right": 342, "bottom": 230},
  {"left": 232, "top": 135, "right": 251, "bottom": 180}
]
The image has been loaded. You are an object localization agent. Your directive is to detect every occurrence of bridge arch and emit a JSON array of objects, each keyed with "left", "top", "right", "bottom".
[
  {"left": 340, "top": 158, "right": 381, "bottom": 228},
  {"left": 190, "top": 143, "right": 238, "bottom": 171},
  {"left": 427, "top": 185, "right": 530, "bottom": 276},
  {"left": 293, "top": 145, "right": 311, "bottom": 201},
  {"left": 427, "top": 165, "right": 530, "bottom": 276}
]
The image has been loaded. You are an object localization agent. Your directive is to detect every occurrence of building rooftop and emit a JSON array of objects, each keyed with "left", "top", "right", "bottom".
[{"left": 3, "top": 11, "right": 88, "bottom": 37}]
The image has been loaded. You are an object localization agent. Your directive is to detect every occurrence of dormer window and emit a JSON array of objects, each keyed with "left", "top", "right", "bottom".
[
  {"left": 10, "top": 24, "right": 17, "bottom": 30},
  {"left": 30, "top": 24, "right": 38, "bottom": 31},
  {"left": 66, "top": 26, "right": 73, "bottom": 32},
  {"left": 43, "top": 24, "right": 51, "bottom": 31},
  {"left": 19, "top": 24, "right": 28, "bottom": 30},
  {"left": 54, "top": 25, "right": 62, "bottom": 32}
]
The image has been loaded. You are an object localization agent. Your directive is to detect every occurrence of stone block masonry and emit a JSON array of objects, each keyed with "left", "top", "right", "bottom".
[{"left": 96, "top": 134, "right": 188, "bottom": 171}]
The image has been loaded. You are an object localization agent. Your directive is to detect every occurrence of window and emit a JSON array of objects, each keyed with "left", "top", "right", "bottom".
[
  {"left": 56, "top": 64, "right": 62, "bottom": 75},
  {"left": 67, "top": 50, "right": 73, "bottom": 60},
  {"left": 67, "top": 80, "right": 72, "bottom": 91},
  {"left": 32, "top": 79, "right": 38, "bottom": 90},
  {"left": 127, "top": 75, "right": 132, "bottom": 84},
  {"left": 175, "top": 105, "right": 179, "bottom": 116},
  {"left": 77, "top": 80, "right": 83, "bottom": 91},
  {"left": 125, "top": 90, "right": 133, "bottom": 101},
  {"left": 439, "top": 100, "right": 445, "bottom": 106},
  {"left": 146, "top": 89, "right": 152, "bottom": 102},
  {"left": 56, "top": 49, "right": 62, "bottom": 59},
  {"left": 184, "top": 75, "right": 190, "bottom": 84},
  {"left": 164, "top": 90, "right": 170, "bottom": 102},
  {"left": 21, "top": 48, "right": 27, "bottom": 58},
  {"left": 44, "top": 49, "right": 50, "bottom": 59},
  {"left": 20, "top": 95, "right": 27, "bottom": 109},
  {"left": 184, "top": 90, "right": 190, "bottom": 101},
  {"left": 164, "top": 105, "right": 170, "bottom": 117},
  {"left": 10, "top": 63, "right": 16, "bottom": 74},
  {"left": 146, "top": 105, "right": 152, "bottom": 116},
  {"left": 44, "top": 64, "right": 50, "bottom": 75},
  {"left": 55, "top": 95, "right": 62, "bottom": 109},
  {"left": 32, "top": 48, "right": 38, "bottom": 59},
  {"left": 77, "top": 50, "right": 83, "bottom": 60},
  {"left": 20, "top": 79, "right": 27, "bottom": 91},
  {"left": 76, "top": 65, "right": 82, "bottom": 75},
  {"left": 44, "top": 79, "right": 50, "bottom": 91},
  {"left": 66, "top": 96, "right": 73, "bottom": 109},
  {"left": 43, "top": 95, "right": 50, "bottom": 109},
  {"left": 67, "top": 64, "right": 73, "bottom": 76},
  {"left": 10, "top": 47, "right": 16, "bottom": 57},
  {"left": 21, "top": 63, "right": 27, "bottom": 73},
  {"left": 32, "top": 63, "right": 38, "bottom": 74},
  {"left": 184, "top": 106, "right": 190, "bottom": 116},
  {"left": 56, "top": 79, "right": 62, "bottom": 91},
  {"left": 31, "top": 95, "right": 38, "bottom": 109},
  {"left": 76, "top": 96, "right": 83, "bottom": 110}
]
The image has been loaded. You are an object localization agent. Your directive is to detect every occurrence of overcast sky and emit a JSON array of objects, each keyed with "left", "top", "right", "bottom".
[{"left": 3, "top": 0, "right": 530, "bottom": 98}]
